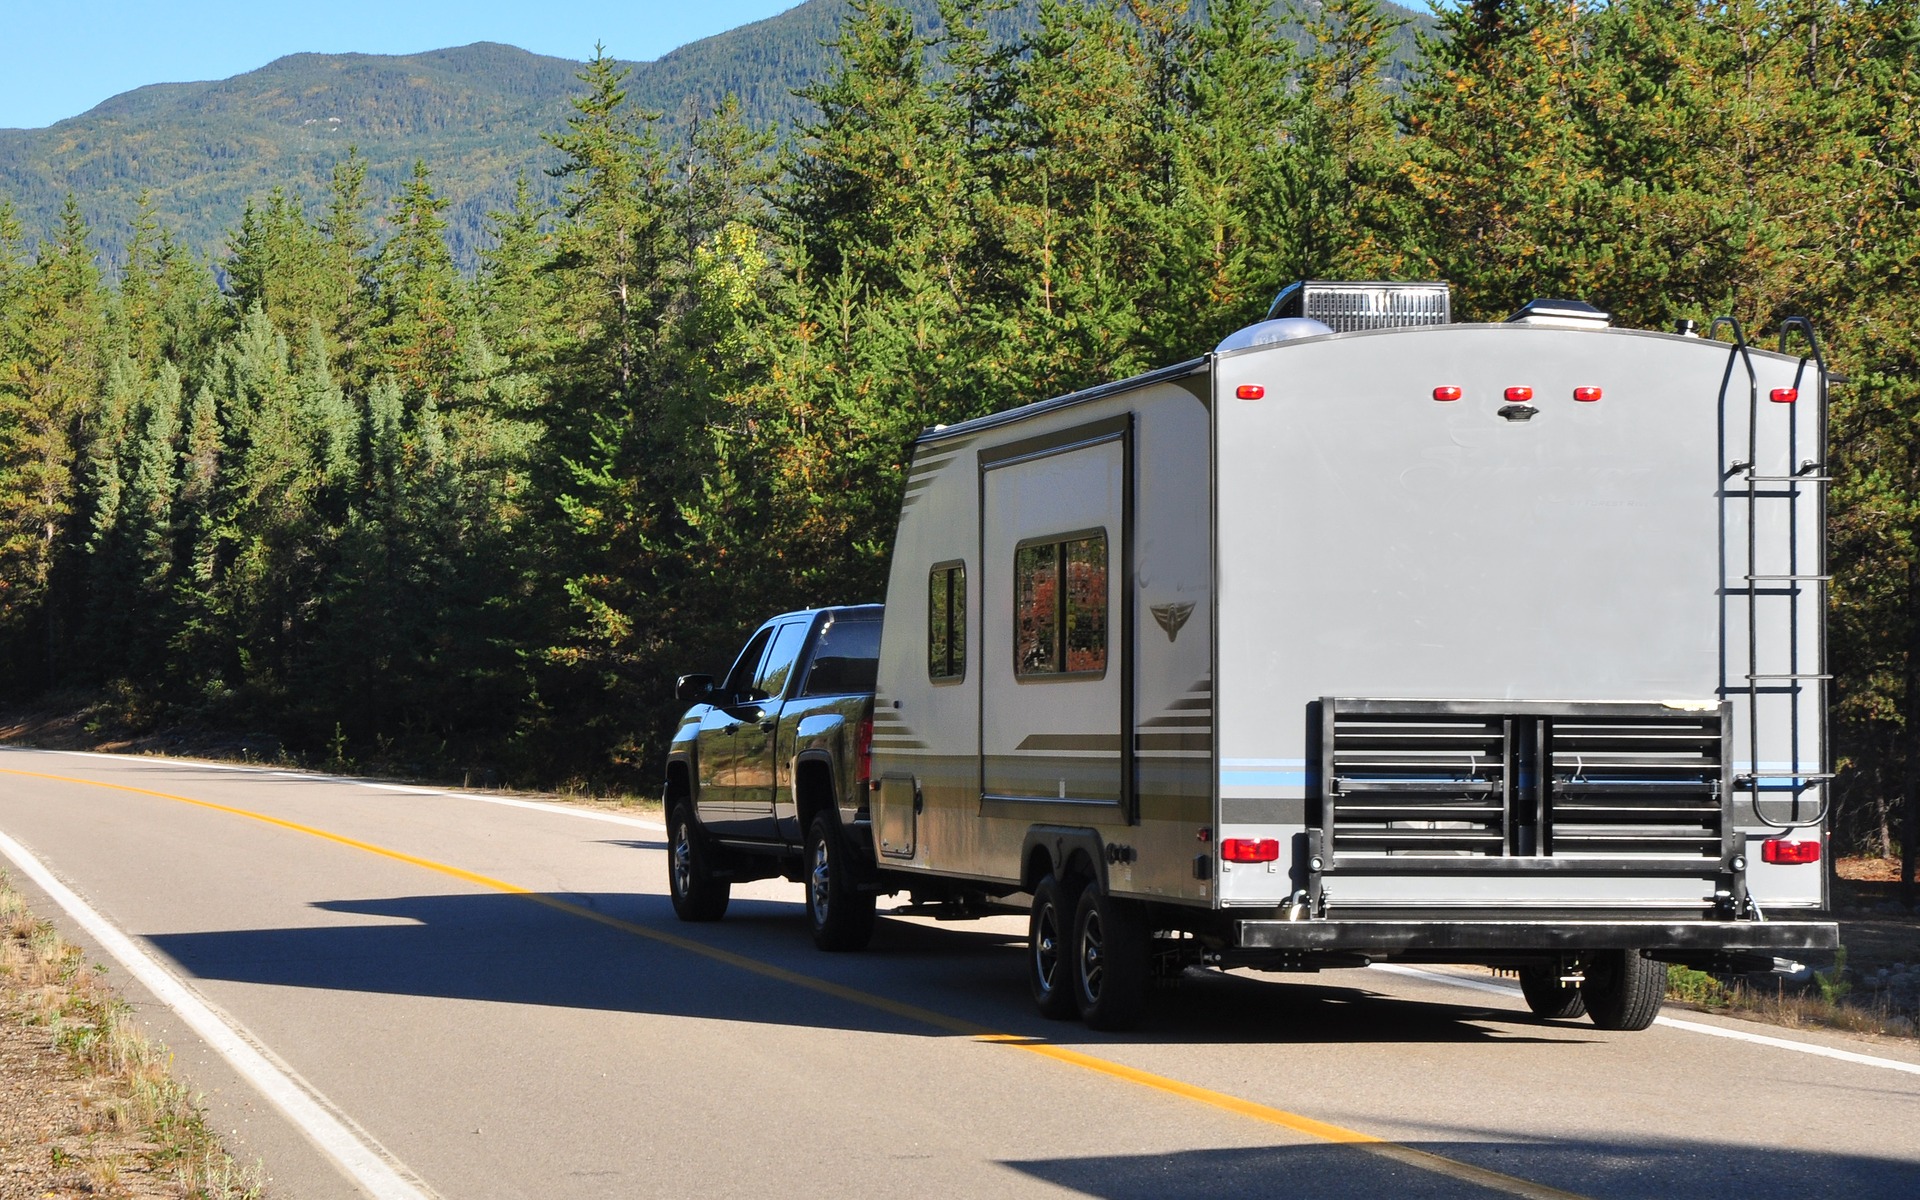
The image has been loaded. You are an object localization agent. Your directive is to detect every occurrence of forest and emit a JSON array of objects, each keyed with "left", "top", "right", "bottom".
[{"left": 0, "top": 0, "right": 1915, "bottom": 881}]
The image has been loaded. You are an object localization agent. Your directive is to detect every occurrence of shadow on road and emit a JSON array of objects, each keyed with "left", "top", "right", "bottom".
[
  {"left": 1001, "top": 1139, "right": 1920, "bottom": 1200},
  {"left": 143, "top": 891, "right": 1584, "bottom": 1046}
]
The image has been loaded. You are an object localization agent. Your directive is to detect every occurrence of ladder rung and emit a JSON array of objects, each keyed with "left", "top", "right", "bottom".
[
  {"left": 1746, "top": 475, "right": 1832, "bottom": 483},
  {"left": 1735, "top": 771, "right": 1836, "bottom": 781},
  {"left": 1746, "top": 673, "right": 1831, "bottom": 680},
  {"left": 1745, "top": 574, "right": 1830, "bottom": 581}
]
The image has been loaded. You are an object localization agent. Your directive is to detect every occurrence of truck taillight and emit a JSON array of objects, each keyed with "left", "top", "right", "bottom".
[
  {"left": 855, "top": 717, "right": 873, "bottom": 784},
  {"left": 1761, "top": 838, "right": 1820, "bottom": 865},
  {"left": 1221, "top": 838, "right": 1279, "bottom": 863}
]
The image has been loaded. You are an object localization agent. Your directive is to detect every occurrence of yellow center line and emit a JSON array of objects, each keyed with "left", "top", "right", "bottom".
[{"left": 5, "top": 765, "right": 1587, "bottom": 1200}]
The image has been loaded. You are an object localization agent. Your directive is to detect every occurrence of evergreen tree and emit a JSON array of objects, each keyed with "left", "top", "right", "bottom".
[
  {"left": 1280, "top": 0, "right": 1410, "bottom": 281},
  {"left": 372, "top": 160, "right": 463, "bottom": 397},
  {"left": 0, "top": 196, "right": 104, "bottom": 687}
]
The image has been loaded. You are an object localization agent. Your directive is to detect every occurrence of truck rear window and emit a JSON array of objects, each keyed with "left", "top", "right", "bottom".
[{"left": 800, "top": 617, "right": 881, "bottom": 696}]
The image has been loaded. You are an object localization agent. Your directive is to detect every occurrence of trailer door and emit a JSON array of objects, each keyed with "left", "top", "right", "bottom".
[{"left": 979, "top": 419, "right": 1130, "bottom": 818}]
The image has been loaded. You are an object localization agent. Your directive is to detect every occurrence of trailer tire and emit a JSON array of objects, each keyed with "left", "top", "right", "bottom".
[
  {"left": 806, "top": 812, "right": 876, "bottom": 951},
  {"left": 668, "top": 801, "right": 730, "bottom": 922},
  {"left": 1580, "top": 950, "right": 1667, "bottom": 1031},
  {"left": 1028, "top": 875, "right": 1080, "bottom": 1019},
  {"left": 1070, "top": 887, "right": 1149, "bottom": 1031},
  {"left": 1518, "top": 964, "right": 1587, "bottom": 1020}
]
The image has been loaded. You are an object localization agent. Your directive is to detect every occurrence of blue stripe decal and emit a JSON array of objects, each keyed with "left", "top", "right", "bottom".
[
  {"left": 1222, "top": 759, "right": 1309, "bottom": 789},
  {"left": 1220, "top": 771, "right": 1309, "bottom": 788}
]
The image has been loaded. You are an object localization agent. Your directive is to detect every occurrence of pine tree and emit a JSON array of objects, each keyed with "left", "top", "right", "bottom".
[
  {"left": 0, "top": 196, "right": 105, "bottom": 686},
  {"left": 319, "top": 147, "right": 375, "bottom": 383},
  {"left": 1281, "top": 0, "right": 1411, "bottom": 282},
  {"left": 371, "top": 161, "right": 463, "bottom": 397}
]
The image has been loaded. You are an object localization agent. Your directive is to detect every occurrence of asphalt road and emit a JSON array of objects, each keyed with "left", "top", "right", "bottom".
[{"left": 2, "top": 746, "right": 1917, "bottom": 1200}]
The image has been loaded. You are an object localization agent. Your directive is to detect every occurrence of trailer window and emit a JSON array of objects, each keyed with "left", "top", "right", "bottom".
[
  {"left": 1014, "top": 533, "right": 1107, "bottom": 677},
  {"left": 928, "top": 562, "right": 966, "bottom": 681}
]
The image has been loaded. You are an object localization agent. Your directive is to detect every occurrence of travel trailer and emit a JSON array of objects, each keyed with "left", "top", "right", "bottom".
[{"left": 863, "top": 281, "right": 1839, "bottom": 1030}]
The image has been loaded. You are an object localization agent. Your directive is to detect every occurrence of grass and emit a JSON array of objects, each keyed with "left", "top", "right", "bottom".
[
  {"left": 0, "top": 872, "right": 267, "bottom": 1199},
  {"left": 1662, "top": 949, "right": 1915, "bottom": 1040}
]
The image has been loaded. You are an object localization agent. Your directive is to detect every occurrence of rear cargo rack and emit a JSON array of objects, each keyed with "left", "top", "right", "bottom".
[{"left": 1319, "top": 699, "right": 1737, "bottom": 875}]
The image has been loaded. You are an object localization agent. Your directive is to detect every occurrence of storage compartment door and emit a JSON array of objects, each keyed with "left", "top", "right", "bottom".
[{"left": 980, "top": 426, "right": 1128, "bottom": 814}]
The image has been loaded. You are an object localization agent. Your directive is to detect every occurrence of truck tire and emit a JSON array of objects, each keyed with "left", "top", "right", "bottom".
[
  {"left": 1028, "top": 875, "right": 1080, "bottom": 1020},
  {"left": 1580, "top": 949, "right": 1667, "bottom": 1031},
  {"left": 1518, "top": 963, "right": 1587, "bottom": 1020},
  {"left": 806, "top": 812, "right": 876, "bottom": 951},
  {"left": 1070, "top": 887, "right": 1149, "bottom": 1031},
  {"left": 668, "top": 801, "right": 730, "bottom": 922}
]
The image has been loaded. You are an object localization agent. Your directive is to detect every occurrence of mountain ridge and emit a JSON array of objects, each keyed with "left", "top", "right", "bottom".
[{"left": 0, "top": 1, "right": 1423, "bottom": 271}]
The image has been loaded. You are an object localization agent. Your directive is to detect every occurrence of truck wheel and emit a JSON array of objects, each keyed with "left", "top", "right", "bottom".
[
  {"left": 668, "top": 801, "right": 730, "bottom": 922},
  {"left": 806, "top": 812, "right": 876, "bottom": 951},
  {"left": 1580, "top": 950, "right": 1667, "bottom": 1031},
  {"left": 1070, "top": 887, "right": 1149, "bottom": 1031},
  {"left": 1518, "top": 963, "right": 1587, "bottom": 1020},
  {"left": 1028, "top": 875, "right": 1080, "bottom": 1020}
]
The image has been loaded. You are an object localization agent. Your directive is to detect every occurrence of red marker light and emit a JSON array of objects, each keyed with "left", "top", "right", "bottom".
[
  {"left": 1573, "top": 386, "right": 1603, "bottom": 402},
  {"left": 1236, "top": 384, "right": 1266, "bottom": 400},
  {"left": 1504, "top": 386, "right": 1534, "bottom": 403},
  {"left": 1432, "top": 386, "right": 1462, "bottom": 402},
  {"left": 1221, "top": 838, "right": 1280, "bottom": 863},
  {"left": 1760, "top": 838, "right": 1820, "bottom": 865},
  {"left": 1770, "top": 387, "right": 1798, "bottom": 404},
  {"left": 855, "top": 716, "right": 873, "bottom": 785}
]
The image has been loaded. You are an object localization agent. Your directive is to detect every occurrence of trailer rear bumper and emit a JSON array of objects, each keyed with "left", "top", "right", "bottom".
[{"left": 1232, "top": 918, "right": 1838, "bottom": 955}]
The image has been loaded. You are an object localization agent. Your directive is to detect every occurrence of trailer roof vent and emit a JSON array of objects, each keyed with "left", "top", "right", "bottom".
[
  {"left": 1264, "top": 280, "right": 1451, "bottom": 332},
  {"left": 1504, "top": 297, "right": 1611, "bottom": 329},
  {"left": 1215, "top": 316, "right": 1333, "bottom": 353}
]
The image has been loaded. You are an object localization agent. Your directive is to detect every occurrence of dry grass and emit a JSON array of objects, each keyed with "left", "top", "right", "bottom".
[
  {"left": 1665, "top": 956, "right": 1917, "bottom": 1041},
  {"left": 0, "top": 870, "right": 266, "bottom": 1199}
]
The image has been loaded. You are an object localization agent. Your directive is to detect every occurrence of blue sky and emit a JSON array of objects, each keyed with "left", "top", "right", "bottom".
[{"left": 1, "top": 1, "right": 804, "bottom": 130}]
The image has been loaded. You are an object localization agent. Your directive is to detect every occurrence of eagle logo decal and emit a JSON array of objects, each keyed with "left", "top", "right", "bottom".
[{"left": 1150, "top": 601, "right": 1194, "bottom": 643}]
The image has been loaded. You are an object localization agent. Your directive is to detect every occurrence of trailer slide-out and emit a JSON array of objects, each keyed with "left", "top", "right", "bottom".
[{"left": 865, "top": 281, "right": 1839, "bottom": 1030}]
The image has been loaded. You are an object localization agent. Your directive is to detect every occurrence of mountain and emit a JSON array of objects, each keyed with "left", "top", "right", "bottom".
[{"left": 0, "top": 0, "right": 1424, "bottom": 272}]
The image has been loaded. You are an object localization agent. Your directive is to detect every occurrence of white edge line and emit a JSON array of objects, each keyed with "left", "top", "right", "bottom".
[
  {"left": 1372, "top": 964, "right": 1920, "bottom": 1078},
  {"left": 6, "top": 747, "right": 667, "bottom": 833},
  {"left": 0, "top": 829, "right": 438, "bottom": 1200}
]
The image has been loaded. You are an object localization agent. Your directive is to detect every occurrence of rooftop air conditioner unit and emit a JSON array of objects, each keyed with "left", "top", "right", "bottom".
[{"left": 1264, "top": 280, "right": 1451, "bottom": 333}]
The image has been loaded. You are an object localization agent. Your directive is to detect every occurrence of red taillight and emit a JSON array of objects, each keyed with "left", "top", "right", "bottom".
[
  {"left": 1504, "top": 386, "right": 1534, "bottom": 403},
  {"left": 1770, "top": 387, "right": 1798, "bottom": 404},
  {"left": 1761, "top": 838, "right": 1820, "bottom": 865},
  {"left": 1432, "top": 386, "right": 1462, "bottom": 402},
  {"left": 855, "top": 717, "right": 873, "bottom": 784},
  {"left": 1236, "top": 384, "right": 1266, "bottom": 400},
  {"left": 1573, "top": 386, "right": 1603, "bottom": 402},
  {"left": 1220, "top": 838, "right": 1280, "bottom": 863}
]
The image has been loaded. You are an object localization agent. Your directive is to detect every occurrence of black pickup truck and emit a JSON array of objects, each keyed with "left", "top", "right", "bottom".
[{"left": 664, "top": 605, "right": 884, "bottom": 949}]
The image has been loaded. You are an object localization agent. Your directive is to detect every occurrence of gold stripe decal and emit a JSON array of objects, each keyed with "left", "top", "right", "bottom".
[{"left": 1014, "top": 734, "right": 1123, "bottom": 752}]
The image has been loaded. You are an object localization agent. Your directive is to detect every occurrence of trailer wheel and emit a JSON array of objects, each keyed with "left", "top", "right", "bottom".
[
  {"left": 668, "top": 801, "right": 730, "bottom": 922},
  {"left": 806, "top": 812, "right": 876, "bottom": 951},
  {"left": 1580, "top": 950, "right": 1667, "bottom": 1031},
  {"left": 1070, "top": 887, "right": 1149, "bottom": 1030},
  {"left": 1028, "top": 875, "right": 1080, "bottom": 1019},
  {"left": 1518, "top": 964, "right": 1587, "bottom": 1020}
]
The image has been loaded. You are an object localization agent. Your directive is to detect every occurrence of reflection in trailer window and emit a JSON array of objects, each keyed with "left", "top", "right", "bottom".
[
  {"left": 928, "top": 563, "right": 966, "bottom": 680},
  {"left": 1014, "top": 533, "right": 1108, "bottom": 677}
]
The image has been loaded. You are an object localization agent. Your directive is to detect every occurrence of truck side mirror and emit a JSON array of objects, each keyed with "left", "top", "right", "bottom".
[{"left": 675, "top": 673, "right": 714, "bottom": 703}]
